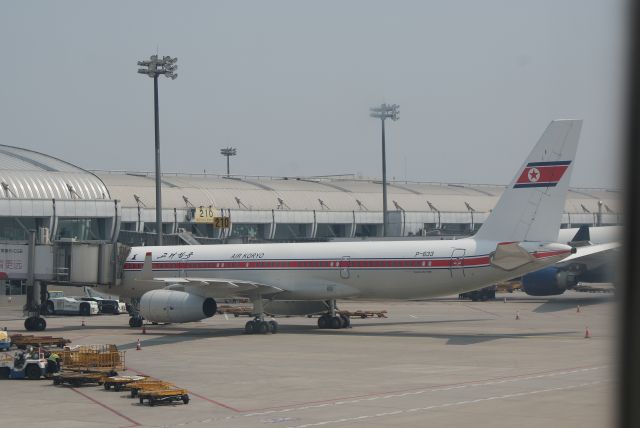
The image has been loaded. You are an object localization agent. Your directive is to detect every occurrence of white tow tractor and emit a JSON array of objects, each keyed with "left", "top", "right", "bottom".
[
  {"left": 0, "top": 350, "right": 47, "bottom": 380},
  {"left": 45, "top": 297, "right": 99, "bottom": 316}
]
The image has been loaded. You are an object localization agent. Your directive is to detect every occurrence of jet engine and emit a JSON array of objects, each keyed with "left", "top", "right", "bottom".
[
  {"left": 139, "top": 290, "right": 217, "bottom": 323},
  {"left": 521, "top": 267, "right": 577, "bottom": 296}
]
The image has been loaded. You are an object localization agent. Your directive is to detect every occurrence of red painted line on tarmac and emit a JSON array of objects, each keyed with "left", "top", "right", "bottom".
[
  {"left": 187, "top": 391, "right": 243, "bottom": 412},
  {"left": 70, "top": 387, "right": 141, "bottom": 427}
]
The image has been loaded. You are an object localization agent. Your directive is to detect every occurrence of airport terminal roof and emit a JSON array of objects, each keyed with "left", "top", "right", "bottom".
[
  {"left": 0, "top": 144, "right": 619, "bottom": 214},
  {"left": 0, "top": 145, "right": 109, "bottom": 200},
  {"left": 94, "top": 171, "right": 621, "bottom": 214}
]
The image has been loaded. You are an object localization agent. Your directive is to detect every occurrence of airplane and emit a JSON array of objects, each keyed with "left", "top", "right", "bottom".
[
  {"left": 113, "top": 119, "right": 582, "bottom": 334},
  {"left": 520, "top": 225, "right": 619, "bottom": 296}
]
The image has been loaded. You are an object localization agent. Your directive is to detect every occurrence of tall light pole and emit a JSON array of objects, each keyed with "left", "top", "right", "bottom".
[
  {"left": 137, "top": 55, "right": 178, "bottom": 245},
  {"left": 370, "top": 103, "right": 399, "bottom": 237},
  {"left": 220, "top": 147, "right": 237, "bottom": 177}
]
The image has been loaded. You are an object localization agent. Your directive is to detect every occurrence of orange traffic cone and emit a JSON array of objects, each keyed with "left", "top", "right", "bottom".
[
  {"left": 584, "top": 327, "right": 591, "bottom": 339},
  {"left": 515, "top": 311, "right": 520, "bottom": 320},
  {"left": 142, "top": 325, "right": 146, "bottom": 335},
  {"left": 81, "top": 319, "right": 85, "bottom": 327},
  {"left": 136, "top": 339, "right": 141, "bottom": 350},
  {"left": 576, "top": 305, "right": 581, "bottom": 313}
]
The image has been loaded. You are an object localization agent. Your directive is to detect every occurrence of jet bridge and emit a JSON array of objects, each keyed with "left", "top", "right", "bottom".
[{"left": 2, "top": 230, "right": 129, "bottom": 331}]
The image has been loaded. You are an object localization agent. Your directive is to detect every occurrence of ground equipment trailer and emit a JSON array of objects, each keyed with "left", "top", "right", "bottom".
[
  {"left": 0, "top": 352, "right": 47, "bottom": 380},
  {"left": 53, "top": 371, "right": 105, "bottom": 387},
  {"left": 127, "top": 379, "right": 176, "bottom": 397},
  {"left": 102, "top": 375, "right": 147, "bottom": 391},
  {"left": 138, "top": 388, "right": 190, "bottom": 406},
  {"left": 10, "top": 334, "right": 71, "bottom": 350},
  {"left": 60, "top": 344, "right": 125, "bottom": 374},
  {"left": 337, "top": 309, "right": 388, "bottom": 319}
]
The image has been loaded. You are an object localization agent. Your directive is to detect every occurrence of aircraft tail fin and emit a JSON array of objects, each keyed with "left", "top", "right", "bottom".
[
  {"left": 569, "top": 225, "right": 591, "bottom": 246},
  {"left": 141, "top": 251, "right": 154, "bottom": 280},
  {"left": 474, "top": 120, "right": 582, "bottom": 243}
]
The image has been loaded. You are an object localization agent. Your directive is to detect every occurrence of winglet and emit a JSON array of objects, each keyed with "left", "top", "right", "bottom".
[{"left": 141, "top": 252, "right": 153, "bottom": 280}]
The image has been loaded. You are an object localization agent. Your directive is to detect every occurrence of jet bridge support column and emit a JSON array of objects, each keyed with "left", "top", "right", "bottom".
[{"left": 24, "top": 230, "right": 47, "bottom": 331}]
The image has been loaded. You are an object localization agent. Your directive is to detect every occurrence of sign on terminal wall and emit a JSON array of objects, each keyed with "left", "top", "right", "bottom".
[{"left": 195, "top": 206, "right": 231, "bottom": 228}]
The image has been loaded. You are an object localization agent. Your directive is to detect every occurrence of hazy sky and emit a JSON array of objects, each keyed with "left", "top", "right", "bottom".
[{"left": 0, "top": 1, "right": 627, "bottom": 188}]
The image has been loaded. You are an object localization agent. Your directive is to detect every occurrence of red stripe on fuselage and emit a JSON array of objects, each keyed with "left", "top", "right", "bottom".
[{"left": 122, "top": 249, "right": 570, "bottom": 272}]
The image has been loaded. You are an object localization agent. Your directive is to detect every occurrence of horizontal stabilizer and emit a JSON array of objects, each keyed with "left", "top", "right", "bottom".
[{"left": 490, "top": 242, "right": 535, "bottom": 271}]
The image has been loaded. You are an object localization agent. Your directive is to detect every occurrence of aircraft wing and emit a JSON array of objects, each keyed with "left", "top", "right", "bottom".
[
  {"left": 557, "top": 242, "right": 619, "bottom": 269},
  {"left": 152, "top": 277, "right": 283, "bottom": 298}
]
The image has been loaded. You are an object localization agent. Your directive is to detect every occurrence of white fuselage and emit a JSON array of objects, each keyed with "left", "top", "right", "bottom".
[{"left": 116, "top": 239, "right": 571, "bottom": 301}]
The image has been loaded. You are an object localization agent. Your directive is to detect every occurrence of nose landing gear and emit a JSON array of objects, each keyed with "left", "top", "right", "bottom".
[{"left": 126, "top": 298, "right": 144, "bottom": 328}]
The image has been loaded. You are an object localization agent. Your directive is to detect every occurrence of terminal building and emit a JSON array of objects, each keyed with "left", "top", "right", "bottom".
[{"left": 0, "top": 144, "right": 621, "bottom": 295}]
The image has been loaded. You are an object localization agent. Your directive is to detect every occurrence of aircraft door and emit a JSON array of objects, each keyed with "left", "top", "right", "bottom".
[
  {"left": 449, "top": 249, "right": 466, "bottom": 278},
  {"left": 339, "top": 256, "right": 351, "bottom": 279}
]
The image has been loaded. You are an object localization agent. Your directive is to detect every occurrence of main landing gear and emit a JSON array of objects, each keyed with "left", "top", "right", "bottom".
[
  {"left": 244, "top": 319, "right": 278, "bottom": 334},
  {"left": 244, "top": 295, "right": 278, "bottom": 334},
  {"left": 317, "top": 300, "right": 350, "bottom": 329}
]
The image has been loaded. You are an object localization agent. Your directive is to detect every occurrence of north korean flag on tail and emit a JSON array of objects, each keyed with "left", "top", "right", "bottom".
[{"left": 513, "top": 160, "right": 571, "bottom": 188}]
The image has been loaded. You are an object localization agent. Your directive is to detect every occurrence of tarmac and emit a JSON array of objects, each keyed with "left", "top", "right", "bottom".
[{"left": 0, "top": 291, "right": 616, "bottom": 428}]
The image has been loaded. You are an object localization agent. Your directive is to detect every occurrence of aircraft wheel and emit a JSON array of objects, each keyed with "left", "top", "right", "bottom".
[
  {"left": 330, "top": 316, "right": 343, "bottom": 329},
  {"left": 268, "top": 320, "right": 278, "bottom": 334},
  {"left": 258, "top": 321, "right": 270, "bottom": 334},
  {"left": 340, "top": 315, "right": 351, "bottom": 328},
  {"left": 35, "top": 317, "right": 46, "bottom": 331},
  {"left": 245, "top": 320, "right": 256, "bottom": 334},
  {"left": 317, "top": 315, "right": 329, "bottom": 329},
  {"left": 24, "top": 317, "right": 37, "bottom": 331}
]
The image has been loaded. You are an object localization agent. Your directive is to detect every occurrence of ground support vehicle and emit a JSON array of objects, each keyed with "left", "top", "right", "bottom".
[
  {"left": 127, "top": 380, "right": 175, "bottom": 398},
  {"left": 0, "top": 352, "right": 47, "bottom": 380},
  {"left": 217, "top": 305, "right": 254, "bottom": 317},
  {"left": 53, "top": 371, "right": 105, "bottom": 387},
  {"left": 10, "top": 334, "right": 71, "bottom": 350},
  {"left": 459, "top": 285, "right": 497, "bottom": 301},
  {"left": 78, "top": 297, "right": 127, "bottom": 315},
  {"left": 337, "top": 309, "right": 388, "bottom": 319},
  {"left": 61, "top": 344, "right": 125, "bottom": 373},
  {"left": 495, "top": 281, "right": 521, "bottom": 293},
  {"left": 45, "top": 297, "right": 99, "bottom": 316},
  {"left": 102, "top": 375, "right": 147, "bottom": 391},
  {"left": 138, "top": 388, "right": 190, "bottom": 406}
]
